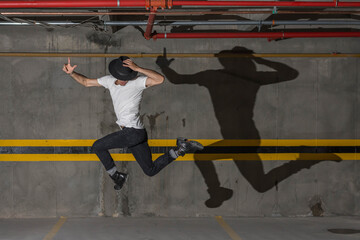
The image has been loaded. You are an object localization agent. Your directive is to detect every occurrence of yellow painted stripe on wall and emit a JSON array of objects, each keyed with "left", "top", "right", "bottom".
[
  {"left": 0, "top": 139, "right": 175, "bottom": 147},
  {"left": 0, "top": 140, "right": 96, "bottom": 147},
  {"left": 0, "top": 52, "right": 360, "bottom": 58},
  {"left": 0, "top": 139, "right": 358, "bottom": 147},
  {"left": 0, "top": 153, "right": 356, "bottom": 162}
]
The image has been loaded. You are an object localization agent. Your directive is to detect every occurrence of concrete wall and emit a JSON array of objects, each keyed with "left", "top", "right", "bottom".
[{"left": 0, "top": 25, "right": 359, "bottom": 218}]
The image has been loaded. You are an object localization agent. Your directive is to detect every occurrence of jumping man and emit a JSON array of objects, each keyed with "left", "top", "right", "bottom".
[{"left": 62, "top": 56, "right": 203, "bottom": 190}]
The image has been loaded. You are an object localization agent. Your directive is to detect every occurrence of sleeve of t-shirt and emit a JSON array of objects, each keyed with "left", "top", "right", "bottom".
[
  {"left": 134, "top": 75, "right": 148, "bottom": 90},
  {"left": 97, "top": 75, "right": 112, "bottom": 89}
]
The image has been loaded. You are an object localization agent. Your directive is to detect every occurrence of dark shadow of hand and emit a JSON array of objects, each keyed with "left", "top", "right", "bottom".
[{"left": 156, "top": 48, "right": 174, "bottom": 68}]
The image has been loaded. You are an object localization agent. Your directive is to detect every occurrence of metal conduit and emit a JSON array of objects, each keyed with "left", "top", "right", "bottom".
[
  {"left": 1, "top": 20, "right": 360, "bottom": 26},
  {"left": 2, "top": 11, "right": 360, "bottom": 16},
  {"left": 153, "top": 32, "right": 360, "bottom": 39},
  {"left": 0, "top": 0, "right": 360, "bottom": 8},
  {"left": 132, "top": 20, "right": 360, "bottom": 26}
]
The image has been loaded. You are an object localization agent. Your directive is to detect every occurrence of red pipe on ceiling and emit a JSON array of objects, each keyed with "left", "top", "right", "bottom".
[
  {"left": 152, "top": 32, "right": 360, "bottom": 40},
  {"left": 1, "top": 0, "right": 360, "bottom": 8},
  {"left": 0, "top": 0, "right": 145, "bottom": 8}
]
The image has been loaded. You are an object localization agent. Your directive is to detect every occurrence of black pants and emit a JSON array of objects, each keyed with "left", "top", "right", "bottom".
[{"left": 92, "top": 127, "right": 175, "bottom": 176}]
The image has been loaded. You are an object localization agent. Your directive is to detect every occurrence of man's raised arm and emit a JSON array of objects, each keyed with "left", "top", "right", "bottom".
[
  {"left": 62, "top": 57, "right": 101, "bottom": 87},
  {"left": 122, "top": 59, "right": 164, "bottom": 87}
]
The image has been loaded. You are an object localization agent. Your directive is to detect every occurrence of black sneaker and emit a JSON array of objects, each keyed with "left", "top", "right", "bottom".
[
  {"left": 110, "top": 171, "right": 128, "bottom": 190},
  {"left": 176, "top": 137, "right": 204, "bottom": 157}
]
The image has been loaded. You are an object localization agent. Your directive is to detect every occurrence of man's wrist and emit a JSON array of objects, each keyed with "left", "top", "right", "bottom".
[{"left": 69, "top": 71, "right": 75, "bottom": 76}]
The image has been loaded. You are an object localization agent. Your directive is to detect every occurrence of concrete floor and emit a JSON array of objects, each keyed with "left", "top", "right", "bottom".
[{"left": 0, "top": 217, "right": 359, "bottom": 240}]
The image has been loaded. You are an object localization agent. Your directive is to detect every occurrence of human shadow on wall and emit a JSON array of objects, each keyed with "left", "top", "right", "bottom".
[{"left": 157, "top": 47, "right": 341, "bottom": 208}]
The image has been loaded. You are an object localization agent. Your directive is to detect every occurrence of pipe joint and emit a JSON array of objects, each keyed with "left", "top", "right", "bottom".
[{"left": 145, "top": 0, "right": 173, "bottom": 9}]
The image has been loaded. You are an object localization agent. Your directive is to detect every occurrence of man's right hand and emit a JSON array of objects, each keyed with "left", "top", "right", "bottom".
[{"left": 63, "top": 57, "right": 77, "bottom": 75}]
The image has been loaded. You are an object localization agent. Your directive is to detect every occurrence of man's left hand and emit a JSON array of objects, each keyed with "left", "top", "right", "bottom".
[{"left": 123, "top": 59, "right": 139, "bottom": 71}]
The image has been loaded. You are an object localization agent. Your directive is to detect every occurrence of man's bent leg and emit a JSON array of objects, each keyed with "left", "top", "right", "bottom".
[
  {"left": 130, "top": 141, "right": 175, "bottom": 177},
  {"left": 93, "top": 129, "right": 142, "bottom": 190},
  {"left": 92, "top": 130, "right": 131, "bottom": 171}
]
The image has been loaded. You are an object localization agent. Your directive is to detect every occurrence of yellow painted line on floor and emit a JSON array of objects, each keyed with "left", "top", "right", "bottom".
[
  {"left": 215, "top": 216, "right": 243, "bottom": 240},
  {"left": 0, "top": 139, "right": 359, "bottom": 147},
  {"left": 0, "top": 153, "right": 356, "bottom": 161},
  {"left": 43, "top": 216, "right": 67, "bottom": 240}
]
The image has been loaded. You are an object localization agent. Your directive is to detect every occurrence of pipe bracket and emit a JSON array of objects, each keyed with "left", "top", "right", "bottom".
[
  {"left": 272, "top": 6, "right": 277, "bottom": 14},
  {"left": 258, "top": 20, "right": 262, "bottom": 32}
]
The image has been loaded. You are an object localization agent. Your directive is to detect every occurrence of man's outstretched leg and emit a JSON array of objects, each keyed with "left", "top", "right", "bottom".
[
  {"left": 130, "top": 138, "right": 204, "bottom": 177},
  {"left": 172, "top": 137, "right": 204, "bottom": 158}
]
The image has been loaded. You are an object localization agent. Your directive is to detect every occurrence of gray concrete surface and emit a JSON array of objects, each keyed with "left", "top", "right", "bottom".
[
  {"left": 0, "top": 217, "right": 360, "bottom": 240},
  {"left": 0, "top": 23, "right": 359, "bottom": 218}
]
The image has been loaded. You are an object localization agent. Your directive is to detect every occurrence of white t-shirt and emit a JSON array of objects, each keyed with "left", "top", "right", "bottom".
[{"left": 97, "top": 75, "right": 147, "bottom": 129}]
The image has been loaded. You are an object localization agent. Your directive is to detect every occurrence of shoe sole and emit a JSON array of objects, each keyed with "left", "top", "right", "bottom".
[{"left": 189, "top": 140, "right": 204, "bottom": 151}]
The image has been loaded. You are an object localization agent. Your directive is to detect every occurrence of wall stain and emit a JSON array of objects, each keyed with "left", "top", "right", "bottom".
[
  {"left": 86, "top": 32, "right": 121, "bottom": 47},
  {"left": 166, "top": 116, "right": 169, "bottom": 138},
  {"left": 100, "top": 89, "right": 118, "bottom": 135},
  {"left": 140, "top": 113, "right": 146, "bottom": 125},
  {"left": 100, "top": 120, "right": 118, "bottom": 135},
  {"left": 118, "top": 161, "right": 131, "bottom": 216},
  {"left": 309, "top": 196, "right": 324, "bottom": 217},
  {"left": 98, "top": 168, "right": 105, "bottom": 217},
  {"left": 182, "top": 118, "right": 186, "bottom": 127},
  {"left": 121, "top": 193, "right": 131, "bottom": 217},
  {"left": 146, "top": 111, "right": 165, "bottom": 137}
]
